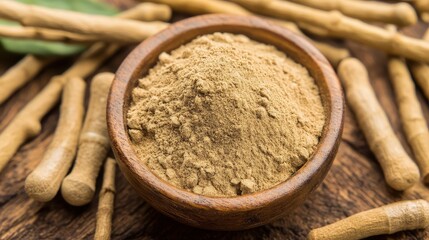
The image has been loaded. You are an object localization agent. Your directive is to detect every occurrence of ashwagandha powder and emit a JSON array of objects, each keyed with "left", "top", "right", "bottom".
[{"left": 127, "top": 32, "right": 326, "bottom": 197}]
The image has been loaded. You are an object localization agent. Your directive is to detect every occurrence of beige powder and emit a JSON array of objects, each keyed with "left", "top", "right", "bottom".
[{"left": 127, "top": 32, "right": 326, "bottom": 197}]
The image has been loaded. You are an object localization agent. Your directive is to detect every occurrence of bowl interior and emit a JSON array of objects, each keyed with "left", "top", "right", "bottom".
[{"left": 109, "top": 14, "right": 343, "bottom": 211}]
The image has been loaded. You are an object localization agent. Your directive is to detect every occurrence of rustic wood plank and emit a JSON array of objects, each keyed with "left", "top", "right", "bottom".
[{"left": 1, "top": 1, "right": 429, "bottom": 239}]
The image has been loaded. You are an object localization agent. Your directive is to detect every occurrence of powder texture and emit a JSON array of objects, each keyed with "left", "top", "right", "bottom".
[{"left": 127, "top": 32, "right": 326, "bottom": 197}]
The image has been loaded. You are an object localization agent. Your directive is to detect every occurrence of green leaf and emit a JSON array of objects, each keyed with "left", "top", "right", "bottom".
[{"left": 0, "top": 0, "right": 119, "bottom": 56}]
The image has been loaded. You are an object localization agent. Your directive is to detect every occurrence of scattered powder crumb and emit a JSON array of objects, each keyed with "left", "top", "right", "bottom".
[{"left": 127, "top": 32, "right": 326, "bottom": 197}]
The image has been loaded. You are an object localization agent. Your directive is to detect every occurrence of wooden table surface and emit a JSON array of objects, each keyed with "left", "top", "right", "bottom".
[{"left": 1, "top": 1, "right": 429, "bottom": 239}]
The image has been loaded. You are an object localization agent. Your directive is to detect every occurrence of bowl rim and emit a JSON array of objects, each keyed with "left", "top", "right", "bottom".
[{"left": 108, "top": 14, "right": 344, "bottom": 212}]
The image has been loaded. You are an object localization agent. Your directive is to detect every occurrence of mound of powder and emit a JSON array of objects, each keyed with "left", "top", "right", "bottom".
[{"left": 127, "top": 32, "right": 326, "bottom": 197}]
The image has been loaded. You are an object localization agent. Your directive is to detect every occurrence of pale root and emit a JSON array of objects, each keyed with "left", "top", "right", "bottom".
[
  {"left": 266, "top": 18, "right": 349, "bottom": 66},
  {"left": 338, "top": 58, "right": 419, "bottom": 190},
  {"left": 140, "top": 0, "right": 252, "bottom": 15},
  {"left": 422, "top": 12, "right": 429, "bottom": 23},
  {"left": 0, "top": 55, "right": 54, "bottom": 105},
  {"left": 141, "top": 0, "right": 347, "bottom": 66},
  {"left": 94, "top": 158, "right": 116, "bottom": 240},
  {"left": 0, "top": 1, "right": 168, "bottom": 44},
  {"left": 310, "top": 41, "right": 350, "bottom": 67},
  {"left": 229, "top": 0, "right": 429, "bottom": 63},
  {"left": 0, "top": 4, "right": 162, "bottom": 173},
  {"left": 388, "top": 58, "right": 429, "bottom": 184},
  {"left": 410, "top": 29, "right": 429, "bottom": 101},
  {"left": 61, "top": 73, "right": 114, "bottom": 206},
  {"left": 123, "top": 2, "right": 171, "bottom": 22},
  {"left": 0, "top": 76, "right": 63, "bottom": 172},
  {"left": 0, "top": 3, "right": 172, "bottom": 44},
  {"left": 25, "top": 77, "right": 86, "bottom": 202},
  {"left": 288, "top": 0, "right": 417, "bottom": 26},
  {"left": 415, "top": 0, "right": 429, "bottom": 13},
  {"left": 308, "top": 200, "right": 429, "bottom": 240},
  {"left": 0, "top": 26, "right": 100, "bottom": 44}
]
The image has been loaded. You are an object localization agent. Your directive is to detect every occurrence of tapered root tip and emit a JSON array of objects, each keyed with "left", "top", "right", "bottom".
[
  {"left": 24, "top": 177, "right": 57, "bottom": 202},
  {"left": 307, "top": 231, "right": 317, "bottom": 240},
  {"left": 387, "top": 172, "right": 420, "bottom": 191},
  {"left": 396, "top": 3, "right": 418, "bottom": 26},
  {"left": 61, "top": 178, "right": 95, "bottom": 206}
]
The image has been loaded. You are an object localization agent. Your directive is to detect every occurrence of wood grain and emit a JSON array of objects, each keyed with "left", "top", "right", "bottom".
[{"left": 0, "top": 0, "right": 429, "bottom": 239}]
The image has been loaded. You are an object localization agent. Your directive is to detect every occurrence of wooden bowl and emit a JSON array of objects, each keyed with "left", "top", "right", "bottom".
[{"left": 107, "top": 14, "right": 344, "bottom": 231}]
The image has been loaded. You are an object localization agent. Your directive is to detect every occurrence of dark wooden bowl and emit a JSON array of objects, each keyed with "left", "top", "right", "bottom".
[{"left": 107, "top": 14, "right": 344, "bottom": 231}]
